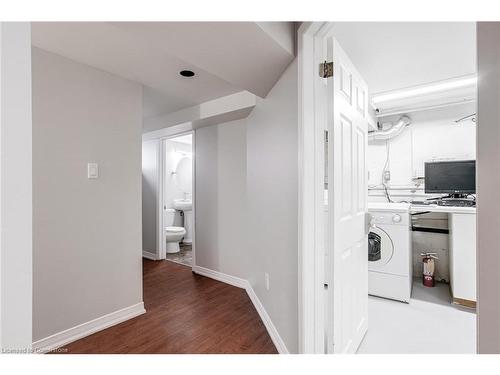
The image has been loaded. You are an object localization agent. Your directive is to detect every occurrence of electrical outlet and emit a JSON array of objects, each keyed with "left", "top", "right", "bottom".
[
  {"left": 265, "top": 273, "right": 270, "bottom": 291},
  {"left": 383, "top": 170, "right": 391, "bottom": 182}
]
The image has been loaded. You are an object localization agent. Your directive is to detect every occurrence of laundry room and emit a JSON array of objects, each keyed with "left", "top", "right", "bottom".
[
  {"left": 329, "top": 22, "right": 477, "bottom": 353},
  {"left": 367, "top": 99, "right": 476, "bottom": 304},
  {"left": 362, "top": 90, "right": 477, "bottom": 353}
]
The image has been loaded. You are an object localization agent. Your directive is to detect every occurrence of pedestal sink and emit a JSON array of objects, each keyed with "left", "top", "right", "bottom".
[{"left": 173, "top": 199, "right": 192, "bottom": 244}]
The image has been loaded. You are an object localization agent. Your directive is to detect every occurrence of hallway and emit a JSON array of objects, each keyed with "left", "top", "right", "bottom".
[{"left": 58, "top": 260, "right": 277, "bottom": 353}]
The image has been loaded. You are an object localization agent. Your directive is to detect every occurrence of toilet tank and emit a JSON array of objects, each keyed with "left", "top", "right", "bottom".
[{"left": 165, "top": 208, "right": 176, "bottom": 226}]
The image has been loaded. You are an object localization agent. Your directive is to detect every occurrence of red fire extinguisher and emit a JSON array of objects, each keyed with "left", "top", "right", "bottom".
[{"left": 421, "top": 252, "right": 438, "bottom": 287}]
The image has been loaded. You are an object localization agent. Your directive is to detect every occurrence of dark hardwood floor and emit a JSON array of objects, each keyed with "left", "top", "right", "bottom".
[{"left": 57, "top": 259, "right": 278, "bottom": 354}]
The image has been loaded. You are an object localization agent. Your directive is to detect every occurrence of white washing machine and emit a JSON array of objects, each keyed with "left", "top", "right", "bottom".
[{"left": 368, "top": 202, "right": 412, "bottom": 303}]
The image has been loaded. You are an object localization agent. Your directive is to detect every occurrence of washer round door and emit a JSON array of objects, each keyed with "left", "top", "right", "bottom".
[{"left": 368, "top": 226, "right": 394, "bottom": 270}]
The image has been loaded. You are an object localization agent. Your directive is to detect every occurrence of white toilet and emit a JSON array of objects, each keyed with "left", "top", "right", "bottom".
[{"left": 164, "top": 208, "right": 186, "bottom": 254}]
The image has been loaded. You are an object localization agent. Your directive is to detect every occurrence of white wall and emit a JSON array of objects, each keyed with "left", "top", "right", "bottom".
[
  {"left": 32, "top": 48, "right": 143, "bottom": 342},
  {"left": 164, "top": 138, "right": 193, "bottom": 228},
  {"left": 0, "top": 22, "right": 33, "bottom": 351},
  {"left": 142, "top": 139, "right": 160, "bottom": 255},
  {"left": 164, "top": 140, "right": 192, "bottom": 206},
  {"left": 368, "top": 103, "right": 476, "bottom": 192},
  {"left": 195, "top": 119, "right": 248, "bottom": 277},
  {"left": 477, "top": 22, "right": 500, "bottom": 354},
  {"left": 195, "top": 60, "right": 298, "bottom": 353},
  {"left": 246, "top": 60, "right": 298, "bottom": 353}
]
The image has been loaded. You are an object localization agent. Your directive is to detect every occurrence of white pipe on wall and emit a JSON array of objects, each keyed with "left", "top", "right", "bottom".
[{"left": 368, "top": 115, "right": 411, "bottom": 142}]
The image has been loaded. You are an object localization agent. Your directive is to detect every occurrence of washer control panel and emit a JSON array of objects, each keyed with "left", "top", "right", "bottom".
[
  {"left": 392, "top": 214, "right": 402, "bottom": 223},
  {"left": 370, "top": 211, "right": 409, "bottom": 226}
]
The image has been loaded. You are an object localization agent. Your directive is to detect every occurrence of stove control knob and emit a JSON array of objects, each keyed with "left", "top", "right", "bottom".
[{"left": 392, "top": 214, "right": 402, "bottom": 223}]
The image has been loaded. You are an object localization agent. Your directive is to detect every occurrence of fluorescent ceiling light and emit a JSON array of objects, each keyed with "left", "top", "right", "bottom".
[{"left": 372, "top": 76, "right": 477, "bottom": 105}]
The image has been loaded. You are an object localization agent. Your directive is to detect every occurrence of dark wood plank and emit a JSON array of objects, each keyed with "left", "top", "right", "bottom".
[{"left": 55, "top": 260, "right": 278, "bottom": 354}]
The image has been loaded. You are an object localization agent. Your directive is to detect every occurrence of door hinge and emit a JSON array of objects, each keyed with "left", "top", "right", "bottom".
[{"left": 319, "top": 61, "right": 333, "bottom": 78}]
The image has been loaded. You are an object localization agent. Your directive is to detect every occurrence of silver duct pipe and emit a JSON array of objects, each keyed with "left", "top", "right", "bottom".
[{"left": 368, "top": 115, "right": 411, "bottom": 142}]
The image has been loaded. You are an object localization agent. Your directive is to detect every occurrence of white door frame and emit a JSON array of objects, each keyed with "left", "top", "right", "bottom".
[
  {"left": 156, "top": 130, "right": 196, "bottom": 268},
  {"left": 0, "top": 22, "right": 33, "bottom": 351},
  {"left": 298, "top": 21, "right": 336, "bottom": 354}
]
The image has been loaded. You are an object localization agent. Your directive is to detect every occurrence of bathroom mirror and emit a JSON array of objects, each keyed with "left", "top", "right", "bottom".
[{"left": 175, "top": 156, "right": 192, "bottom": 192}]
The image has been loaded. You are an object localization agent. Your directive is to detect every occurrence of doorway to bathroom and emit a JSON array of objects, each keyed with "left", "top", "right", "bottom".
[{"left": 160, "top": 132, "right": 195, "bottom": 267}]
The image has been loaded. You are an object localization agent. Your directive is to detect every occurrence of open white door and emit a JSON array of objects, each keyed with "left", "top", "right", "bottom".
[{"left": 326, "top": 35, "right": 369, "bottom": 354}]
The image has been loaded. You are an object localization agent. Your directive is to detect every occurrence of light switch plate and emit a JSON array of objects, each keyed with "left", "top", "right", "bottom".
[{"left": 87, "top": 163, "right": 99, "bottom": 179}]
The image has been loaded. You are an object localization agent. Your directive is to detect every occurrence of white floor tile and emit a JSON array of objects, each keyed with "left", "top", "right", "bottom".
[{"left": 357, "top": 281, "right": 476, "bottom": 354}]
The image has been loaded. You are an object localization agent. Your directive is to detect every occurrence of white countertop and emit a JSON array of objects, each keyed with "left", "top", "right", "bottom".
[
  {"left": 368, "top": 202, "right": 411, "bottom": 213},
  {"left": 323, "top": 194, "right": 476, "bottom": 215},
  {"left": 410, "top": 204, "right": 476, "bottom": 214}
]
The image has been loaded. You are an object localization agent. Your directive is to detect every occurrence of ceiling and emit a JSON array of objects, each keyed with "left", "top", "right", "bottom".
[
  {"left": 31, "top": 22, "right": 473, "bottom": 119},
  {"left": 142, "top": 86, "right": 196, "bottom": 118},
  {"left": 109, "top": 22, "right": 295, "bottom": 98},
  {"left": 170, "top": 134, "right": 192, "bottom": 145},
  {"left": 332, "top": 22, "right": 476, "bottom": 94},
  {"left": 31, "top": 22, "right": 296, "bottom": 118}
]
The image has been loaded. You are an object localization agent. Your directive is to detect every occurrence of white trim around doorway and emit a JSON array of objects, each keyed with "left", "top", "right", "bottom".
[
  {"left": 143, "top": 128, "right": 196, "bottom": 270},
  {"left": 298, "top": 21, "right": 335, "bottom": 354}
]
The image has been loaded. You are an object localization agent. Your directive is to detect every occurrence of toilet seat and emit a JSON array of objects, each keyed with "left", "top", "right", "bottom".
[{"left": 165, "top": 226, "right": 185, "bottom": 233}]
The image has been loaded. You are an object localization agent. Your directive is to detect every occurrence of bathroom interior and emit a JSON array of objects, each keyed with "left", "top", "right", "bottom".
[{"left": 163, "top": 133, "right": 193, "bottom": 266}]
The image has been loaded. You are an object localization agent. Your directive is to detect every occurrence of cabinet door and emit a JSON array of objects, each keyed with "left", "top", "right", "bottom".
[{"left": 450, "top": 213, "right": 477, "bottom": 302}]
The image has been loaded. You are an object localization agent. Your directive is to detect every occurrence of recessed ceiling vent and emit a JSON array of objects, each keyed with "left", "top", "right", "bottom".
[{"left": 179, "top": 70, "right": 195, "bottom": 78}]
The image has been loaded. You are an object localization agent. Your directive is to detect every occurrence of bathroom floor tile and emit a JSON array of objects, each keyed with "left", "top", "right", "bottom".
[{"left": 165, "top": 242, "right": 192, "bottom": 267}]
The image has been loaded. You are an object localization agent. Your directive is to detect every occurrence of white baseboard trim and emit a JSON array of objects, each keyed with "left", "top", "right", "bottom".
[
  {"left": 32, "top": 302, "right": 146, "bottom": 353},
  {"left": 245, "top": 284, "right": 289, "bottom": 354},
  {"left": 192, "top": 265, "right": 289, "bottom": 354},
  {"left": 142, "top": 251, "right": 158, "bottom": 260},
  {"left": 192, "top": 265, "right": 248, "bottom": 289}
]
